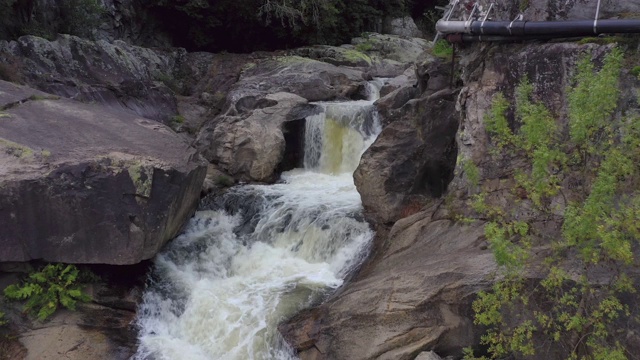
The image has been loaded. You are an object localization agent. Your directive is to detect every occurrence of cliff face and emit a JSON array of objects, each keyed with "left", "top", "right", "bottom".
[{"left": 280, "top": 0, "right": 640, "bottom": 359}]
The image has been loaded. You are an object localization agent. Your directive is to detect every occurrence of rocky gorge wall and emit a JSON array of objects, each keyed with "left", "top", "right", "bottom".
[
  {"left": 280, "top": 1, "right": 640, "bottom": 359},
  {"left": 2, "top": 0, "right": 640, "bottom": 358},
  {"left": 0, "top": 28, "right": 432, "bottom": 358}
]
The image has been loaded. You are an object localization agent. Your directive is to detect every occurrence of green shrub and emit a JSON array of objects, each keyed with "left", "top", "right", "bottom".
[
  {"left": 355, "top": 41, "right": 373, "bottom": 53},
  {"left": 484, "top": 93, "right": 513, "bottom": 149},
  {"left": 462, "top": 158, "right": 480, "bottom": 187},
  {"left": 466, "top": 48, "right": 639, "bottom": 360},
  {"left": 4, "top": 264, "right": 93, "bottom": 321},
  {"left": 432, "top": 39, "right": 453, "bottom": 58},
  {"left": 0, "top": 0, "right": 104, "bottom": 40},
  {"left": 215, "top": 175, "right": 235, "bottom": 187}
]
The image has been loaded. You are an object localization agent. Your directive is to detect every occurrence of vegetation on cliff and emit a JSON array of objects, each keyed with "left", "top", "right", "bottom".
[{"left": 464, "top": 48, "right": 640, "bottom": 359}]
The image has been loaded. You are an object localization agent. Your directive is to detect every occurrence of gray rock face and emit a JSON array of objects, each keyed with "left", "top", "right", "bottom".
[
  {"left": 232, "top": 56, "right": 366, "bottom": 103},
  {"left": 352, "top": 33, "right": 430, "bottom": 64},
  {"left": 0, "top": 81, "right": 206, "bottom": 264},
  {"left": 0, "top": 34, "right": 184, "bottom": 123},
  {"left": 280, "top": 216, "right": 495, "bottom": 360},
  {"left": 474, "top": 0, "right": 640, "bottom": 21},
  {"left": 524, "top": 0, "right": 640, "bottom": 20}
]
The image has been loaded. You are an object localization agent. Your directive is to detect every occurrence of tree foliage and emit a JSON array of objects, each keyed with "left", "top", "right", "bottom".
[
  {"left": 0, "top": 0, "right": 103, "bottom": 40},
  {"left": 146, "top": 0, "right": 408, "bottom": 52},
  {"left": 466, "top": 48, "right": 640, "bottom": 360}
]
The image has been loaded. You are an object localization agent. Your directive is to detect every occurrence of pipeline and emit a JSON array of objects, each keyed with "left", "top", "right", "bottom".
[{"left": 437, "top": 18, "right": 640, "bottom": 42}]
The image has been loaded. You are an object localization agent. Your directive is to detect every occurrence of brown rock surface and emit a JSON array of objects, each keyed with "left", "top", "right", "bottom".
[{"left": 280, "top": 215, "right": 495, "bottom": 360}]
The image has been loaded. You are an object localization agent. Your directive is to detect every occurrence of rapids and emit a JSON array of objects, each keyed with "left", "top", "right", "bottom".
[{"left": 134, "top": 80, "right": 384, "bottom": 360}]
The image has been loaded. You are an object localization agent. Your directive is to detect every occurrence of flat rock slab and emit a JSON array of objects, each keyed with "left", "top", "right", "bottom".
[
  {"left": 0, "top": 80, "right": 206, "bottom": 264},
  {"left": 18, "top": 304, "right": 136, "bottom": 360}
]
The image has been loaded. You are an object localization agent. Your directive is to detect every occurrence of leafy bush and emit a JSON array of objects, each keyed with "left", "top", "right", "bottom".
[
  {"left": 215, "top": 175, "right": 235, "bottom": 187},
  {"left": 432, "top": 39, "right": 453, "bottom": 58},
  {"left": 147, "top": 0, "right": 409, "bottom": 52},
  {"left": 0, "top": 0, "right": 104, "bottom": 40},
  {"left": 4, "top": 264, "right": 92, "bottom": 321},
  {"left": 466, "top": 48, "right": 640, "bottom": 359}
]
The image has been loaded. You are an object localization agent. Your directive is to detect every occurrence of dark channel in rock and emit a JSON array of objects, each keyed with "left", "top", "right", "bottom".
[{"left": 278, "top": 118, "right": 307, "bottom": 174}]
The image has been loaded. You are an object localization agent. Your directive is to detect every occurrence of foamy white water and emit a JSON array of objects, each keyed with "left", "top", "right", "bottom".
[{"left": 135, "top": 80, "right": 384, "bottom": 360}]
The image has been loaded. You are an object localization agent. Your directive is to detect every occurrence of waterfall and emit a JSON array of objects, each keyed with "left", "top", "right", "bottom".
[{"left": 134, "top": 80, "right": 384, "bottom": 360}]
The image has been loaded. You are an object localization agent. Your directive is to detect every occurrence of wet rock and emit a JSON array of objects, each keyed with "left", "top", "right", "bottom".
[
  {"left": 280, "top": 217, "right": 495, "bottom": 360},
  {"left": 0, "top": 80, "right": 206, "bottom": 264},
  {"left": 375, "top": 65, "right": 421, "bottom": 126}
]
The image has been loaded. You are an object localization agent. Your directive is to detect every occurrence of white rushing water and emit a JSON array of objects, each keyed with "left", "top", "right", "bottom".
[{"left": 135, "top": 80, "right": 384, "bottom": 360}]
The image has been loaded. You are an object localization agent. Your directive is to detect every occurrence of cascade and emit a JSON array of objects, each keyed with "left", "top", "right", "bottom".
[{"left": 134, "top": 80, "right": 384, "bottom": 360}]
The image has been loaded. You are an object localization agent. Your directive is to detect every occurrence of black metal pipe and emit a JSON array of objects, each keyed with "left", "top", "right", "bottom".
[{"left": 437, "top": 19, "right": 640, "bottom": 39}]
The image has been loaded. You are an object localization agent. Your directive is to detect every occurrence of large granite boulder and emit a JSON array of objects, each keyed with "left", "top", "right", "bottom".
[
  {"left": 0, "top": 80, "right": 206, "bottom": 264},
  {"left": 0, "top": 34, "right": 184, "bottom": 123}
]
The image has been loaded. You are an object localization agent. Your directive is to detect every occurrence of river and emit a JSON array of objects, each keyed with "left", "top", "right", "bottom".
[{"left": 134, "top": 80, "right": 383, "bottom": 360}]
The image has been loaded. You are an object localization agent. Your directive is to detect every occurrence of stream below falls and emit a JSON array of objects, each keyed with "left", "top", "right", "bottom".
[{"left": 134, "top": 80, "right": 384, "bottom": 360}]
